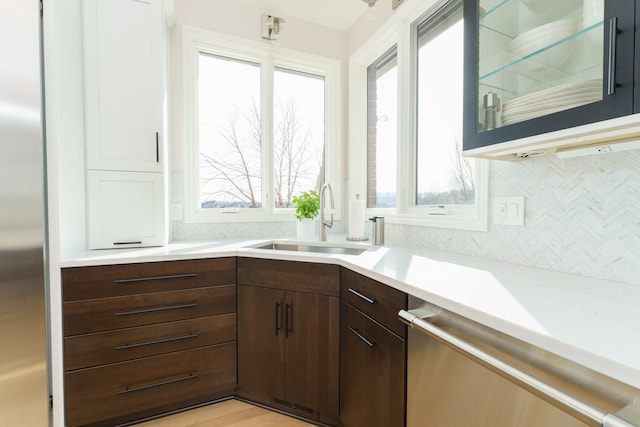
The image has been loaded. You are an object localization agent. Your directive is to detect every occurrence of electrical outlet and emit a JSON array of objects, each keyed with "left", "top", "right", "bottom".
[{"left": 494, "top": 196, "right": 525, "bottom": 226}]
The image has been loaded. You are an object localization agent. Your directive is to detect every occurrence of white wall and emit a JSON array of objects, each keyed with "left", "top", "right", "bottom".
[
  {"left": 42, "top": 1, "right": 87, "bottom": 425},
  {"left": 43, "top": 0, "right": 87, "bottom": 260}
]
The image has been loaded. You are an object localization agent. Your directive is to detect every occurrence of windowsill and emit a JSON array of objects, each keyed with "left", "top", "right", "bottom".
[
  {"left": 380, "top": 211, "right": 488, "bottom": 232},
  {"left": 183, "top": 210, "right": 342, "bottom": 224}
]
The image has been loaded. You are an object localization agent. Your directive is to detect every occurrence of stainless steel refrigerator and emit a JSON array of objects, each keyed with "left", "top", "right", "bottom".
[{"left": 0, "top": 0, "right": 51, "bottom": 425}]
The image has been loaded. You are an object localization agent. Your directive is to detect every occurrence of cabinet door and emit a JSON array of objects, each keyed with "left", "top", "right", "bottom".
[
  {"left": 340, "top": 301, "right": 406, "bottom": 427},
  {"left": 463, "top": 0, "right": 635, "bottom": 151},
  {"left": 237, "top": 285, "right": 285, "bottom": 406},
  {"left": 284, "top": 292, "right": 340, "bottom": 424},
  {"left": 87, "top": 170, "right": 165, "bottom": 249},
  {"left": 83, "top": 0, "right": 163, "bottom": 172}
]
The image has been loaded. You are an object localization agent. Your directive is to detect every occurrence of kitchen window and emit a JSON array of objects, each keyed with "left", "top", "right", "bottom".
[
  {"left": 415, "top": 2, "right": 471, "bottom": 207},
  {"left": 367, "top": 47, "right": 398, "bottom": 209},
  {"left": 183, "top": 27, "right": 340, "bottom": 223},
  {"left": 349, "top": 0, "right": 488, "bottom": 231}
]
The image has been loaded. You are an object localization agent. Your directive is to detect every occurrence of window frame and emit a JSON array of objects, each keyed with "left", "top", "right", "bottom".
[
  {"left": 366, "top": 45, "right": 399, "bottom": 209},
  {"left": 349, "top": 0, "right": 489, "bottom": 232},
  {"left": 183, "top": 26, "right": 341, "bottom": 223}
]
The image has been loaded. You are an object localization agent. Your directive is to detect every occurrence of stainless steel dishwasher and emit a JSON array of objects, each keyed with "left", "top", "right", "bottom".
[{"left": 401, "top": 297, "right": 640, "bottom": 427}]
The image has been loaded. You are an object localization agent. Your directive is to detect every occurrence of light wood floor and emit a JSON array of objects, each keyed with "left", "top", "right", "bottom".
[{"left": 133, "top": 399, "right": 315, "bottom": 426}]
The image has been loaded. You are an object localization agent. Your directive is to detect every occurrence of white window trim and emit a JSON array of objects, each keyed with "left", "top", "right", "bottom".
[
  {"left": 183, "top": 26, "right": 341, "bottom": 223},
  {"left": 348, "top": 0, "right": 489, "bottom": 232}
]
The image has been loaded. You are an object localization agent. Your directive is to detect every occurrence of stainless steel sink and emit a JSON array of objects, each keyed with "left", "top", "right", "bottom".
[{"left": 254, "top": 243, "right": 367, "bottom": 255}]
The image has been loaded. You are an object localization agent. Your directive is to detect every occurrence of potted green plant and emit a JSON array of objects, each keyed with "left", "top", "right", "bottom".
[{"left": 292, "top": 190, "right": 320, "bottom": 239}]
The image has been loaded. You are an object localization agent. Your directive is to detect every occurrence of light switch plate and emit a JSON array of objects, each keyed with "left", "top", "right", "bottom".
[{"left": 494, "top": 196, "right": 525, "bottom": 226}]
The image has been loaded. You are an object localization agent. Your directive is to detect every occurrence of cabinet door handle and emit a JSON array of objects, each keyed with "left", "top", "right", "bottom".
[
  {"left": 348, "top": 326, "right": 375, "bottom": 348},
  {"left": 155, "top": 131, "right": 160, "bottom": 163},
  {"left": 348, "top": 288, "right": 376, "bottom": 304},
  {"left": 275, "top": 302, "right": 282, "bottom": 336},
  {"left": 117, "top": 373, "right": 197, "bottom": 395},
  {"left": 607, "top": 17, "right": 619, "bottom": 96},
  {"left": 113, "top": 241, "right": 142, "bottom": 246},
  {"left": 115, "top": 303, "right": 197, "bottom": 316},
  {"left": 285, "top": 303, "right": 293, "bottom": 337},
  {"left": 114, "top": 273, "right": 198, "bottom": 284},
  {"left": 116, "top": 332, "right": 198, "bottom": 350}
]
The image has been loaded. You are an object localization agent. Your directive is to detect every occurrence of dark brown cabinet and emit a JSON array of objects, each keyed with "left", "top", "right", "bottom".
[
  {"left": 61, "top": 255, "right": 411, "bottom": 427},
  {"left": 62, "top": 258, "right": 237, "bottom": 427},
  {"left": 236, "top": 258, "right": 340, "bottom": 425},
  {"left": 339, "top": 268, "right": 407, "bottom": 427}
]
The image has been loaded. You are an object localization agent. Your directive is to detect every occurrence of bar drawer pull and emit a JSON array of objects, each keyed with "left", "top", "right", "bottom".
[
  {"left": 116, "top": 333, "right": 198, "bottom": 350},
  {"left": 285, "top": 303, "right": 293, "bottom": 337},
  {"left": 348, "top": 288, "right": 376, "bottom": 304},
  {"left": 117, "top": 373, "right": 197, "bottom": 395},
  {"left": 115, "top": 303, "right": 197, "bottom": 316},
  {"left": 275, "top": 302, "right": 282, "bottom": 336},
  {"left": 607, "top": 17, "right": 619, "bottom": 96},
  {"left": 348, "top": 326, "right": 375, "bottom": 348},
  {"left": 114, "top": 273, "right": 198, "bottom": 284}
]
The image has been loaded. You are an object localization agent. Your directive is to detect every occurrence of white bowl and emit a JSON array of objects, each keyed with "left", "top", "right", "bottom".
[{"left": 510, "top": 19, "right": 578, "bottom": 68}]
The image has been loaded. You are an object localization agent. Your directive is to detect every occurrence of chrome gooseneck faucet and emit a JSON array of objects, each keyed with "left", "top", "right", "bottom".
[{"left": 319, "top": 183, "right": 334, "bottom": 241}]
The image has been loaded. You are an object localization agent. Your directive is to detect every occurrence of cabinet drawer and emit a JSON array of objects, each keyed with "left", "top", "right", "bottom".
[
  {"left": 340, "top": 301, "right": 405, "bottom": 427},
  {"left": 62, "top": 257, "right": 236, "bottom": 302},
  {"left": 65, "top": 343, "right": 237, "bottom": 427},
  {"left": 237, "top": 257, "right": 339, "bottom": 296},
  {"left": 65, "top": 313, "right": 236, "bottom": 370},
  {"left": 64, "top": 285, "right": 236, "bottom": 336},
  {"left": 341, "top": 268, "right": 407, "bottom": 338}
]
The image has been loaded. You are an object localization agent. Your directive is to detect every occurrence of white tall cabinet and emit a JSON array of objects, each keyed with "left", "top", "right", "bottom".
[{"left": 82, "top": 0, "right": 168, "bottom": 249}]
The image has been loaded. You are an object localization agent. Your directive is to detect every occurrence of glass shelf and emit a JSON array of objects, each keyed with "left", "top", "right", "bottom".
[
  {"left": 479, "top": 21, "right": 603, "bottom": 84},
  {"left": 475, "top": 0, "right": 604, "bottom": 132}
]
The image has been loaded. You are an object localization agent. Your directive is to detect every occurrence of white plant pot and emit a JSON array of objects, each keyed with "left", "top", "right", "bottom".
[{"left": 296, "top": 218, "right": 316, "bottom": 239}]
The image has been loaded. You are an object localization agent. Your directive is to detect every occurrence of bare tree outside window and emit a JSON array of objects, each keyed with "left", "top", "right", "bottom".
[
  {"left": 273, "top": 68, "right": 325, "bottom": 208},
  {"left": 198, "top": 53, "right": 262, "bottom": 208},
  {"left": 200, "top": 97, "right": 262, "bottom": 208},
  {"left": 416, "top": 9, "right": 474, "bottom": 207},
  {"left": 448, "top": 137, "right": 474, "bottom": 204},
  {"left": 197, "top": 55, "right": 325, "bottom": 210}
]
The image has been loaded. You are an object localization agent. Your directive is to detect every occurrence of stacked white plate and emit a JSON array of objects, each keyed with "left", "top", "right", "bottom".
[
  {"left": 510, "top": 18, "right": 578, "bottom": 68},
  {"left": 502, "top": 79, "right": 602, "bottom": 125}
]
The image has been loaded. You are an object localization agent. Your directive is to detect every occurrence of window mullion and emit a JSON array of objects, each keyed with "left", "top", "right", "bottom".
[
  {"left": 262, "top": 54, "right": 274, "bottom": 213},
  {"left": 398, "top": 20, "right": 414, "bottom": 213}
]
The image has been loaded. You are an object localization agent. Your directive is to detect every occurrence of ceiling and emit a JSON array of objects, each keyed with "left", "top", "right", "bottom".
[{"left": 233, "top": 0, "right": 368, "bottom": 31}]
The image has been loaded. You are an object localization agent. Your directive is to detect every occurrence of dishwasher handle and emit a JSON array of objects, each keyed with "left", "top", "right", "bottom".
[{"left": 398, "top": 308, "right": 638, "bottom": 427}]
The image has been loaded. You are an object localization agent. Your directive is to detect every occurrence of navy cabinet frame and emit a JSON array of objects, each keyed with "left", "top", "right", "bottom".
[{"left": 463, "top": 0, "right": 636, "bottom": 152}]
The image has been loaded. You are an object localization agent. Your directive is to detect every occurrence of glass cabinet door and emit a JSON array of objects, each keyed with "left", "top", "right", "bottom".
[{"left": 464, "top": 0, "right": 635, "bottom": 151}]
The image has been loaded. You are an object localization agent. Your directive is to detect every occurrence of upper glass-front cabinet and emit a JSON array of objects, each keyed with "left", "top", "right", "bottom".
[{"left": 463, "top": 0, "right": 636, "bottom": 152}]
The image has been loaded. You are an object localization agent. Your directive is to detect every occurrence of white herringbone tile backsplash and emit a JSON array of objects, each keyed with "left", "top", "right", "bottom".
[
  {"left": 386, "top": 151, "right": 640, "bottom": 285},
  {"left": 172, "top": 150, "right": 640, "bottom": 285}
]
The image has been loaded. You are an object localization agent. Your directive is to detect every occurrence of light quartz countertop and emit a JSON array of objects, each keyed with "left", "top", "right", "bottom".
[{"left": 61, "top": 236, "right": 640, "bottom": 391}]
